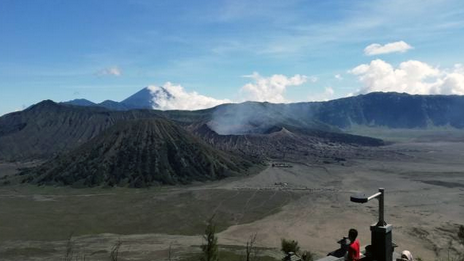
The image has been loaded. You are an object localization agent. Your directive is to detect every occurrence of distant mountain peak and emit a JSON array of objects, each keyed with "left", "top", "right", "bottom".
[
  {"left": 121, "top": 86, "right": 173, "bottom": 109},
  {"left": 62, "top": 99, "right": 96, "bottom": 107},
  {"left": 30, "top": 99, "right": 61, "bottom": 109},
  {"left": 60, "top": 86, "right": 174, "bottom": 111}
]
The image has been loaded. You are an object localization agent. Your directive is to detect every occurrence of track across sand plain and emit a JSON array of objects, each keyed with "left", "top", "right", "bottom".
[{"left": 0, "top": 142, "right": 463, "bottom": 260}]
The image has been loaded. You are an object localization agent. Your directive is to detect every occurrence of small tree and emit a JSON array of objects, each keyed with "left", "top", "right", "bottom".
[
  {"left": 64, "top": 234, "right": 74, "bottom": 261},
  {"left": 62, "top": 233, "right": 87, "bottom": 261},
  {"left": 168, "top": 242, "right": 173, "bottom": 261},
  {"left": 458, "top": 225, "right": 464, "bottom": 245},
  {"left": 457, "top": 225, "right": 464, "bottom": 261},
  {"left": 110, "top": 238, "right": 122, "bottom": 261},
  {"left": 200, "top": 216, "right": 219, "bottom": 261},
  {"left": 245, "top": 233, "right": 260, "bottom": 261},
  {"left": 281, "top": 238, "right": 300, "bottom": 255},
  {"left": 281, "top": 239, "right": 314, "bottom": 261}
]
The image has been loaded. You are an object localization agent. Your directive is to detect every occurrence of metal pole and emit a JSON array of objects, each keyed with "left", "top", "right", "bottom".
[{"left": 378, "top": 188, "right": 385, "bottom": 226}]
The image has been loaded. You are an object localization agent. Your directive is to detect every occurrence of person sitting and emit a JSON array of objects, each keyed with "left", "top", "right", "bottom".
[{"left": 346, "top": 228, "right": 360, "bottom": 261}]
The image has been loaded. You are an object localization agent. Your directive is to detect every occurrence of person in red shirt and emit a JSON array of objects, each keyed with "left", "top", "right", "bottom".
[{"left": 347, "top": 228, "right": 360, "bottom": 261}]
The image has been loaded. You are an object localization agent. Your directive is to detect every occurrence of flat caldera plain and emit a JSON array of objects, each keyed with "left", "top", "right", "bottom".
[{"left": 0, "top": 135, "right": 463, "bottom": 260}]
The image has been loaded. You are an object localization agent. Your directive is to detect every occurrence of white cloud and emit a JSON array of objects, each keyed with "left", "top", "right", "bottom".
[
  {"left": 143, "top": 72, "right": 320, "bottom": 110},
  {"left": 335, "top": 74, "right": 343, "bottom": 80},
  {"left": 364, "top": 41, "right": 413, "bottom": 56},
  {"left": 453, "top": 64, "right": 464, "bottom": 74},
  {"left": 148, "top": 82, "right": 230, "bottom": 110},
  {"left": 308, "top": 76, "right": 318, "bottom": 83},
  {"left": 325, "top": 86, "right": 335, "bottom": 96},
  {"left": 97, "top": 66, "right": 122, "bottom": 76},
  {"left": 240, "top": 72, "right": 308, "bottom": 103},
  {"left": 307, "top": 87, "right": 335, "bottom": 102},
  {"left": 350, "top": 59, "right": 464, "bottom": 95}
]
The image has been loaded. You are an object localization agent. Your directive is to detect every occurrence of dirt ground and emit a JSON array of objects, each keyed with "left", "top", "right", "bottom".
[
  {"left": 0, "top": 141, "right": 463, "bottom": 260},
  {"left": 216, "top": 142, "right": 464, "bottom": 260}
]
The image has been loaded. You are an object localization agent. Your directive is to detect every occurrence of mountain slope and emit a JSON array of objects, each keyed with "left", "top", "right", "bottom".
[
  {"left": 62, "top": 87, "right": 172, "bottom": 111},
  {"left": 5, "top": 92, "right": 464, "bottom": 162},
  {"left": 60, "top": 89, "right": 464, "bottom": 130},
  {"left": 0, "top": 100, "right": 337, "bottom": 161},
  {"left": 187, "top": 123, "right": 384, "bottom": 163},
  {"left": 62, "top": 99, "right": 96, "bottom": 107},
  {"left": 208, "top": 101, "right": 339, "bottom": 135},
  {"left": 205, "top": 92, "right": 464, "bottom": 134},
  {"left": 121, "top": 86, "right": 172, "bottom": 109},
  {"left": 21, "top": 119, "right": 253, "bottom": 187},
  {"left": 0, "top": 100, "right": 163, "bottom": 160},
  {"left": 310, "top": 92, "right": 464, "bottom": 129},
  {"left": 98, "top": 100, "right": 131, "bottom": 111}
]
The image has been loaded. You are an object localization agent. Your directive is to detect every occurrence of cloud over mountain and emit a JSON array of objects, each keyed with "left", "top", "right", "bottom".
[
  {"left": 148, "top": 83, "right": 231, "bottom": 110},
  {"left": 350, "top": 59, "right": 464, "bottom": 95},
  {"left": 364, "top": 41, "right": 413, "bottom": 56},
  {"left": 149, "top": 72, "right": 319, "bottom": 110},
  {"left": 307, "top": 86, "right": 335, "bottom": 102},
  {"left": 240, "top": 72, "right": 309, "bottom": 103}
]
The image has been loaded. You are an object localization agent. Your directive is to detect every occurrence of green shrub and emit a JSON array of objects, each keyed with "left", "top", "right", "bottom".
[
  {"left": 281, "top": 239, "right": 300, "bottom": 255},
  {"left": 458, "top": 225, "right": 464, "bottom": 245}
]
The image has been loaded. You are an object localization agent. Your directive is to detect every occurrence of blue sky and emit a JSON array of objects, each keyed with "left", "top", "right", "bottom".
[{"left": 1, "top": 0, "right": 464, "bottom": 115}]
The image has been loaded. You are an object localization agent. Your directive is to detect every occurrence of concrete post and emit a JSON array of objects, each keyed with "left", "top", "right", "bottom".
[
  {"left": 378, "top": 188, "right": 385, "bottom": 226},
  {"left": 371, "top": 224, "right": 393, "bottom": 261},
  {"left": 371, "top": 188, "right": 393, "bottom": 261}
]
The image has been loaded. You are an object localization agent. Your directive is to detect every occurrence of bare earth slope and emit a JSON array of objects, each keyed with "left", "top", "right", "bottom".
[
  {"left": 20, "top": 119, "right": 254, "bottom": 187},
  {"left": 188, "top": 123, "right": 387, "bottom": 163},
  {"left": 0, "top": 100, "right": 161, "bottom": 160},
  {"left": 0, "top": 100, "right": 385, "bottom": 162}
]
